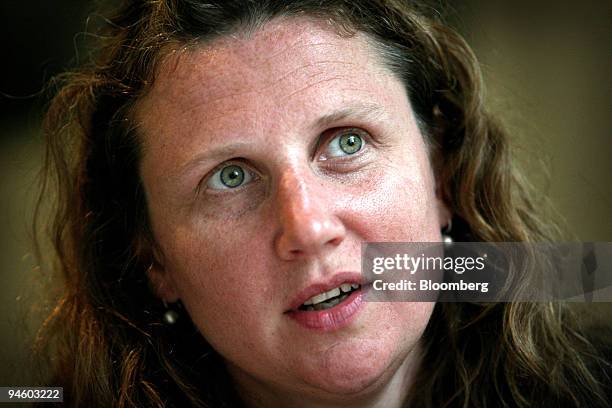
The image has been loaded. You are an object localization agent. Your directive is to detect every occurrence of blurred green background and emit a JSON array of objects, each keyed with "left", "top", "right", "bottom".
[{"left": 0, "top": 0, "right": 610, "bottom": 386}]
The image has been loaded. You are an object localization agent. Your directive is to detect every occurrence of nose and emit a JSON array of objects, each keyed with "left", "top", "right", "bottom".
[{"left": 274, "top": 169, "right": 346, "bottom": 261}]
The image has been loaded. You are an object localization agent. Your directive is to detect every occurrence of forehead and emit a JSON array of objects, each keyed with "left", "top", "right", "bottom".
[{"left": 145, "top": 18, "right": 384, "bottom": 101}]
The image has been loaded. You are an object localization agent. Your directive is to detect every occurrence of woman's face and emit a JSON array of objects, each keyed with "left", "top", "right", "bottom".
[{"left": 137, "top": 18, "right": 448, "bottom": 403}]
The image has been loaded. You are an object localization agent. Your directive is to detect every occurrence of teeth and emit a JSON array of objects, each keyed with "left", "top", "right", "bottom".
[
  {"left": 313, "top": 294, "right": 348, "bottom": 311},
  {"left": 302, "top": 284, "right": 360, "bottom": 307},
  {"left": 311, "top": 292, "right": 328, "bottom": 305},
  {"left": 311, "top": 287, "right": 338, "bottom": 305},
  {"left": 340, "top": 283, "right": 352, "bottom": 293},
  {"left": 327, "top": 287, "right": 340, "bottom": 298}
]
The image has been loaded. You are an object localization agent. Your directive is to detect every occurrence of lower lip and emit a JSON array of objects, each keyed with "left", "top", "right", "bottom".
[{"left": 286, "top": 288, "right": 365, "bottom": 331}]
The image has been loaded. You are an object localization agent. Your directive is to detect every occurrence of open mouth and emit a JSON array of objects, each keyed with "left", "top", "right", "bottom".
[{"left": 298, "top": 283, "right": 361, "bottom": 311}]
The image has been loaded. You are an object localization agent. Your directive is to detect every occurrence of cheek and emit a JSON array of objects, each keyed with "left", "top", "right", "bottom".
[
  {"left": 159, "top": 222, "right": 279, "bottom": 343},
  {"left": 341, "top": 158, "right": 440, "bottom": 242},
  {"left": 387, "top": 302, "right": 435, "bottom": 345}
]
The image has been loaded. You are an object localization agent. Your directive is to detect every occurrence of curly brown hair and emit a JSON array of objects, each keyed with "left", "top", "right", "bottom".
[{"left": 34, "top": 0, "right": 610, "bottom": 407}]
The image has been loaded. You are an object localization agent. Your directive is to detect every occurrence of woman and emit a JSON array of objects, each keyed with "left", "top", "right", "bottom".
[{"left": 35, "top": 0, "right": 610, "bottom": 406}]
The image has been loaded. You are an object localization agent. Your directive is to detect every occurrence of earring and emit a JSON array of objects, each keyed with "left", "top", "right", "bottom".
[
  {"left": 162, "top": 301, "right": 180, "bottom": 325},
  {"left": 442, "top": 218, "right": 453, "bottom": 245}
]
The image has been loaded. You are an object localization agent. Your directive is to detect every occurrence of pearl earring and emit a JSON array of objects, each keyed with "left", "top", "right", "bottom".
[{"left": 162, "top": 301, "right": 179, "bottom": 325}]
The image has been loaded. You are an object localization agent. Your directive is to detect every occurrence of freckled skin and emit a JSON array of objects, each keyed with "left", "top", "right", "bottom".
[{"left": 137, "top": 17, "right": 449, "bottom": 408}]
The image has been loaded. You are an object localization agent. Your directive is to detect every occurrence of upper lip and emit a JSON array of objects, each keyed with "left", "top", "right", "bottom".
[{"left": 286, "top": 271, "right": 364, "bottom": 311}]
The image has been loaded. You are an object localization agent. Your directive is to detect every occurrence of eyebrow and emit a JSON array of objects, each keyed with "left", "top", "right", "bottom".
[
  {"left": 310, "top": 103, "right": 386, "bottom": 131},
  {"left": 179, "top": 142, "right": 250, "bottom": 177}
]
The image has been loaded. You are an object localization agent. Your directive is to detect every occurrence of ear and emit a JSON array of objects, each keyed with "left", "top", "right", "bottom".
[
  {"left": 432, "top": 156, "right": 452, "bottom": 230},
  {"left": 138, "top": 237, "right": 180, "bottom": 303},
  {"left": 436, "top": 193, "right": 452, "bottom": 230},
  {"left": 146, "top": 259, "right": 180, "bottom": 303},
  {"left": 133, "top": 230, "right": 179, "bottom": 303}
]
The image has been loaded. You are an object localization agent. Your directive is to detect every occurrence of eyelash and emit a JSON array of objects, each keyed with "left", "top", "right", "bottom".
[{"left": 201, "top": 127, "right": 371, "bottom": 193}]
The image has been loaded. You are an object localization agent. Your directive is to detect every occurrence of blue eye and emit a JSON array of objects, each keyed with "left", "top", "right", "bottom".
[
  {"left": 325, "top": 131, "right": 365, "bottom": 158},
  {"left": 207, "top": 164, "right": 254, "bottom": 190}
]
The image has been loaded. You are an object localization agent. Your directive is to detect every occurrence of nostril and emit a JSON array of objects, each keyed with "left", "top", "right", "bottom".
[{"left": 327, "top": 237, "right": 343, "bottom": 247}]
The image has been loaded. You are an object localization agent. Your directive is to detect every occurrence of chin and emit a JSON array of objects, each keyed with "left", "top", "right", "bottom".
[
  {"left": 293, "top": 303, "right": 430, "bottom": 398},
  {"left": 296, "top": 336, "right": 405, "bottom": 397}
]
